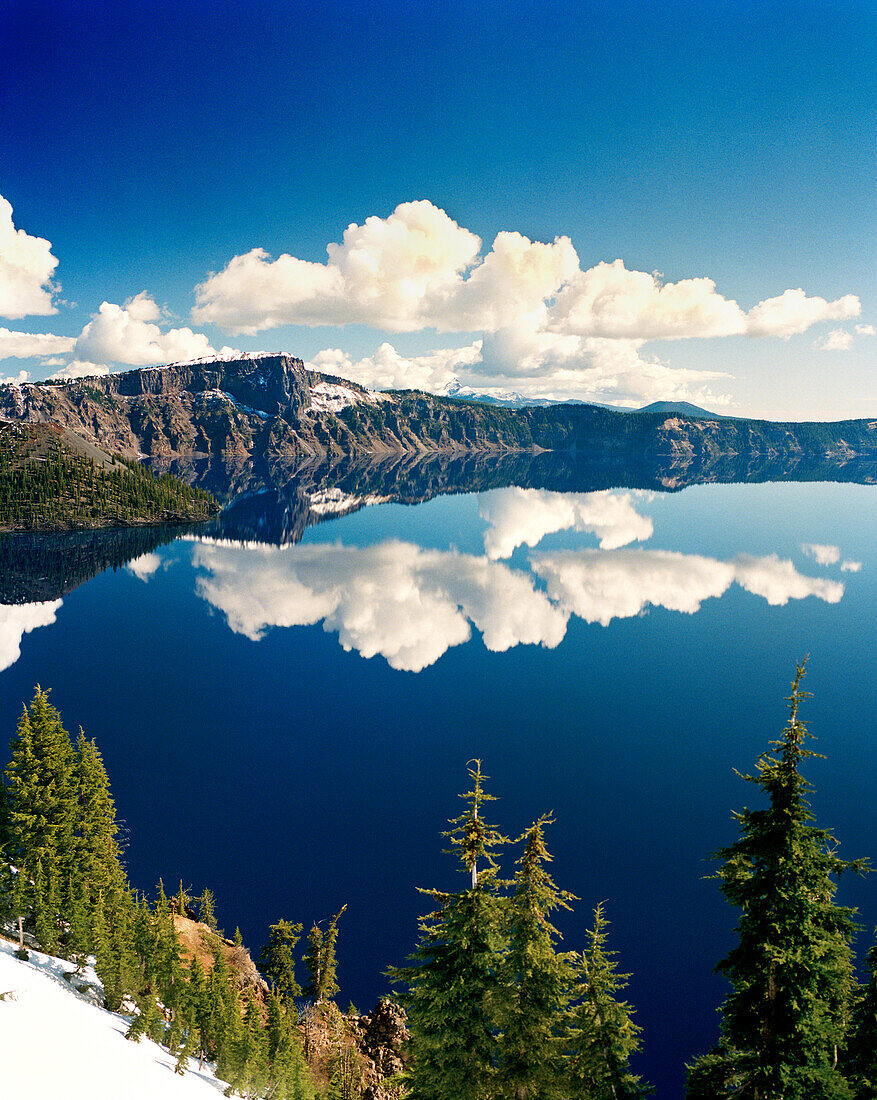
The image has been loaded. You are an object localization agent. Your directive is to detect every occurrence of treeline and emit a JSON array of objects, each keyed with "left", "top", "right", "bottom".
[
  {"left": 3, "top": 669, "right": 877, "bottom": 1100},
  {"left": 0, "top": 424, "right": 217, "bottom": 530},
  {"left": 0, "top": 688, "right": 324, "bottom": 1099}
]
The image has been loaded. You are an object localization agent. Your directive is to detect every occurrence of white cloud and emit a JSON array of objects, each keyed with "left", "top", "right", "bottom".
[
  {"left": 0, "top": 327, "right": 75, "bottom": 359},
  {"left": 74, "top": 296, "right": 220, "bottom": 366},
  {"left": 0, "top": 369, "right": 29, "bottom": 385},
  {"left": 548, "top": 260, "right": 747, "bottom": 339},
  {"left": 0, "top": 601, "right": 62, "bottom": 673},
  {"left": 855, "top": 324, "right": 875, "bottom": 336},
  {"left": 49, "top": 360, "right": 110, "bottom": 380},
  {"left": 307, "top": 340, "right": 482, "bottom": 393},
  {"left": 746, "top": 288, "right": 860, "bottom": 339},
  {"left": 124, "top": 290, "right": 163, "bottom": 322},
  {"left": 193, "top": 201, "right": 860, "bottom": 348},
  {"left": 193, "top": 200, "right": 482, "bottom": 334},
  {"left": 479, "top": 488, "right": 653, "bottom": 559},
  {"left": 531, "top": 548, "right": 843, "bottom": 626},
  {"left": 309, "top": 328, "right": 734, "bottom": 408},
  {"left": 0, "top": 196, "right": 60, "bottom": 319},
  {"left": 801, "top": 542, "right": 841, "bottom": 565},
  {"left": 191, "top": 538, "right": 568, "bottom": 672},
  {"left": 816, "top": 328, "right": 854, "bottom": 351},
  {"left": 840, "top": 559, "right": 862, "bottom": 573}
]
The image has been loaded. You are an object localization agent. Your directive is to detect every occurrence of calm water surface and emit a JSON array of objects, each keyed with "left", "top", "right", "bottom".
[{"left": 1, "top": 476, "right": 875, "bottom": 1097}]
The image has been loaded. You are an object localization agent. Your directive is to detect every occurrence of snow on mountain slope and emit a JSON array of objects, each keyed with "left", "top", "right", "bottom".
[{"left": 0, "top": 938, "right": 225, "bottom": 1100}]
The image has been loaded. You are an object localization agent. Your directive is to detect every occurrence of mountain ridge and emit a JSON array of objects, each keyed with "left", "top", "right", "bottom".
[{"left": 1, "top": 354, "right": 874, "bottom": 466}]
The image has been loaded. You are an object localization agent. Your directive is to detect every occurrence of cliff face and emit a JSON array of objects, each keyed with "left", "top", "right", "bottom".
[{"left": 1, "top": 353, "right": 875, "bottom": 464}]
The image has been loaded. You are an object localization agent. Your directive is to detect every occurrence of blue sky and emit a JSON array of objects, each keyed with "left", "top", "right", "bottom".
[{"left": 0, "top": 0, "right": 874, "bottom": 417}]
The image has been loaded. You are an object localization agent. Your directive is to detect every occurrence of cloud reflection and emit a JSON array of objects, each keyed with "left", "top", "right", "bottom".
[
  {"left": 479, "top": 488, "right": 653, "bottom": 559},
  {"left": 0, "top": 601, "right": 62, "bottom": 673},
  {"left": 532, "top": 549, "right": 843, "bottom": 625},
  {"left": 192, "top": 539, "right": 568, "bottom": 672}
]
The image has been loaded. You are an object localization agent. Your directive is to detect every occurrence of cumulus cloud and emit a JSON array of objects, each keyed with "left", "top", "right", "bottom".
[
  {"left": 548, "top": 260, "right": 746, "bottom": 339},
  {"left": 307, "top": 340, "right": 482, "bottom": 393},
  {"left": 816, "top": 328, "right": 854, "bottom": 351},
  {"left": 74, "top": 295, "right": 222, "bottom": 367},
  {"left": 0, "top": 196, "right": 60, "bottom": 319},
  {"left": 801, "top": 542, "right": 841, "bottom": 565},
  {"left": 0, "top": 601, "right": 62, "bottom": 673},
  {"left": 193, "top": 200, "right": 860, "bottom": 344},
  {"left": 49, "top": 360, "right": 110, "bottom": 380},
  {"left": 191, "top": 538, "right": 568, "bottom": 672},
  {"left": 193, "top": 200, "right": 483, "bottom": 334},
  {"left": 479, "top": 488, "right": 653, "bottom": 559},
  {"left": 0, "top": 369, "right": 29, "bottom": 385},
  {"left": 840, "top": 560, "right": 862, "bottom": 573},
  {"left": 855, "top": 323, "right": 875, "bottom": 336},
  {"left": 0, "top": 327, "right": 75, "bottom": 359},
  {"left": 531, "top": 548, "right": 843, "bottom": 626},
  {"left": 310, "top": 328, "right": 734, "bottom": 408},
  {"left": 746, "top": 288, "right": 860, "bottom": 339}
]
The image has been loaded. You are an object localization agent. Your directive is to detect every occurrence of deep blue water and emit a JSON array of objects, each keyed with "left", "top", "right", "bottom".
[{"left": 1, "top": 479, "right": 875, "bottom": 1097}]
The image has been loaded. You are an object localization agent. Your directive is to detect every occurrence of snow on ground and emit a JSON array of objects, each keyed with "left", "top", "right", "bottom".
[
  {"left": 201, "top": 388, "right": 271, "bottom": 418},
  {"left": 0, "top": 937, "right": 225, "bottom": 1100},
  {"left": 308, "top": 380, "right": 395, "bottom": 414}
]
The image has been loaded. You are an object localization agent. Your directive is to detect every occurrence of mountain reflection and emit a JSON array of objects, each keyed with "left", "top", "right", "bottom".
[{"left": 0, "top": 457, "right": 861, "bottom": 673}]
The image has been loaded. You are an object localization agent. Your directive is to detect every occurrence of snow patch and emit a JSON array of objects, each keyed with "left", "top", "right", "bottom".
[
  {"left": 200, "top": 389, "right": 271, "bottom": 419},
  {"left": 0, "top": 938, "right": 226, "bottom": 1099},
  {"left": 308, "top": 380, "right": 396, "bottom": 415}
]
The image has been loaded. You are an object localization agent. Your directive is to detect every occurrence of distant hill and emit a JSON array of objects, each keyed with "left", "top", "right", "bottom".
[{"left": 633, "top": 400, "right": 729, "bottom": 418}]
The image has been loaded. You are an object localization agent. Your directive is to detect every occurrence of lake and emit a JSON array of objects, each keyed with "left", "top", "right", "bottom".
[{"left": 1, "top": 459, "right": 875, "bottom": 1098}]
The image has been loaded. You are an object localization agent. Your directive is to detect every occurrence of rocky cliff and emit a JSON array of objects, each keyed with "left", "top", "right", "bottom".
[{"left": 1, "top": 353, "right": 875, "bottom": 465}]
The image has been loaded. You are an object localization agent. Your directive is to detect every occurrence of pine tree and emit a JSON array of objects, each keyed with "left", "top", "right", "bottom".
[
  {"left": 497, "top": 814, "right": 576, "bottom": 1100},
  {"left": 3, "top": 687, "right": 78, "bottom": 950},
  {"left": 686, "top": 660, "right": 868, "bottom": 1100},
  {"left": 390, "top": 760, "right": 510, "bottom": 1100},
  {"left": 843, "top": 930, "right": 877, "bottom": 1098},
  {"left": 303, "top": 905, "right": 346, "bottom": 1005},
  {"left": 565, "top": 903, "right": 649, "bottom": 1099},
  {"left": 74, "top": 729, "right": 127, "bottom": 929},
  {"left": 197, "top": 887, "right": 219, "bottom": 931},
  {"left": 260, "top": 919, "right": 304, "bottom": 1005}
]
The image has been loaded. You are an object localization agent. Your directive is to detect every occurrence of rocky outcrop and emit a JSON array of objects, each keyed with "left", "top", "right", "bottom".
[{"left": 2, "top": 354, "right": 875, "bottom": 465}]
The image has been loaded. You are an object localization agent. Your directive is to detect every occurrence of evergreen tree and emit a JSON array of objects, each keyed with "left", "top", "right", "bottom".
[
  {"left": 565, "top": 903, "right": 649, "bottom": 1099},
  {"left": 844, "top": 930, "right": 877, "bottom": 1098},
  {"left": 390, "top": 760, "right": 510, "bottom": 1100},
  {"left": 197, "top": 887, "right": 219, "bottom": 931},
  {"left": 74, "top": 729, "right": 127, "bottom": 926},
  {"left": 497, "top": 814, "right": 576, "bottom": 1100},
  {"left": 3, "top": 687, "right": 78, "bottom": 949},
  {"left": 223, "top": 995, "right": 268, "bottom": 1099},
  {"left": 686, "top": 661, "right": 868, "bottom": 1100},
  {"left": 304, "top": 905, "right": 346, "bottom": 1005},
  {"left": 260, "top": 919, "right": 304, "bottom": 1004}
]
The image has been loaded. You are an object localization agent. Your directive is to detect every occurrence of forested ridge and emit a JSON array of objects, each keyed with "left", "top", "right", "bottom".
[
  {"left": 0, "top": 421, "right": 218, "bottom": 531},
  {"left": 2, "top": 667, "right": 877, "bottom": 1099}
]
